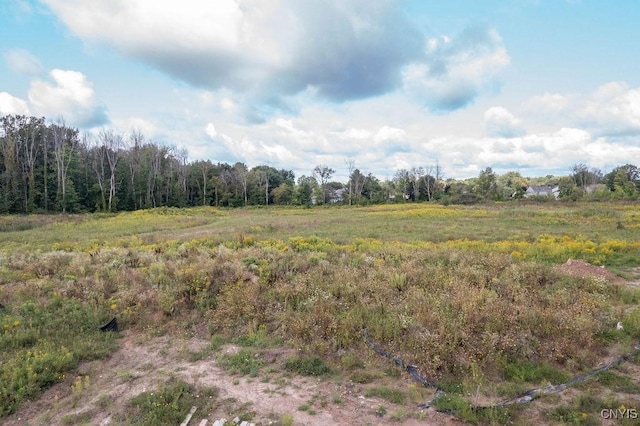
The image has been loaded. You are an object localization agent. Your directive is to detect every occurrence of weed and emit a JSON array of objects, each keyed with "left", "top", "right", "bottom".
[
  {"left": 502, "top": 359, "right": 569, "bottom": 384},
  {"left": 622, "top": 309, "right": 640, "bottom": 338},
  {"left": 350, "top": 371, "right": 375, "bottom": 384},
  {"left": 117, "top": 378, "right": 196, "bottom": 426},
  {"left": 432, "top": 394, "right": 511, "bottom": 424},
  {"left": 116, "top": 370, "right": 135, "bottom": 381},
  {"left": 390, "top": 408, "right": 409, "bottom": 421},
  {"left": 280, "top": 412, "right": 294, "bottom": 426},
  {"left": 365, "top": 386, "right": 406, "bottom": 404},
  {"left": 596, "top": 370, "right": 640, "bottom": 393},
  {"left": 284, "top": 357, "right": 331, "bottom": 376},
  {"left": 375, "top": 405, "right": 387, "bottom": 417},
  {"left": 549, "top": 405, "right": 597, "bottom": 425},
  {"left": 71, "top": 375, "right": 90, "bottom": 407},
  {"left": 60, "top": 410, "right": 94, "bottom": 425},
  {"left": 218, "top": 349, "right": 264, "bottom": 376},
  {"left": 340, "top": 353, "right": 365, "bottom": 370},
  {"left": 209, "top": 334, "right": 227, "bottom": 351}
]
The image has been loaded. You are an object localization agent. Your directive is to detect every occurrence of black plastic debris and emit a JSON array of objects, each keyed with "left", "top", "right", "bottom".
[{"left": 99, "top": 317, "right": 118, "bottom": 332}]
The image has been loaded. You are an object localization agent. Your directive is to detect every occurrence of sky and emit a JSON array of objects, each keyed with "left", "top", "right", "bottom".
[{"left": 1, "top": 0, "right": 639, "bottom": 181}]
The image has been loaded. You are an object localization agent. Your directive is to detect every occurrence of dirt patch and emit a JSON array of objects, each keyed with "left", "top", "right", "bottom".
[
  {"left": 3, "top": 332, "right": 459, "bottom": 425},
  {"left": 553, "top": 258, "right": 628, "bottom": 285}
]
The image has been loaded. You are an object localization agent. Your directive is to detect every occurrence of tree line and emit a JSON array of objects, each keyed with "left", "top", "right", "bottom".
[{"left": 1, "top": 114, "right": 639, "bottom": 214}]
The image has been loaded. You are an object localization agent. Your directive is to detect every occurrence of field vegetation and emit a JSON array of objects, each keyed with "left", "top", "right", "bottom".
[{"left": 1, "top": 201, "right": 640, "bottom": 423}]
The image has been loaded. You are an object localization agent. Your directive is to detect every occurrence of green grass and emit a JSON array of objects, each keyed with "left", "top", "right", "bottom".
[
  {"left": 218, "top": 349, "right": 264, "bottom": 376},
  {"left": 502, "top": 360, "right": 570, "bottom": 384},
  {"left": 364, "top": 386, "right": 406, "bottom": 404},
  {"left": 284, "top": 357, "right": 331, "bottom": 376}
]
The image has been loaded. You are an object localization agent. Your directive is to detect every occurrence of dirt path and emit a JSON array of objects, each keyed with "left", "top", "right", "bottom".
[{"left": 4, "top": 333, "right": 459, "bottom": 425}]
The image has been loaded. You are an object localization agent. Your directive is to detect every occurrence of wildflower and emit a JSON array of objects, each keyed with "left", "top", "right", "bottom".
[{"left": 13, "top": 320, "right": 20, "bottom": 327}]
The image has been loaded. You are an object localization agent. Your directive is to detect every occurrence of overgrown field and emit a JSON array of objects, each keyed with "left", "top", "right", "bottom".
[{"left": 2, "top": 202, "right": 640, "bottom": 423}]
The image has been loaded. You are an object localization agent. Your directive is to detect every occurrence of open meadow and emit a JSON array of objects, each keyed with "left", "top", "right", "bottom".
[{"left": 1, "top": 201, "right": 640, "bottom": 425}]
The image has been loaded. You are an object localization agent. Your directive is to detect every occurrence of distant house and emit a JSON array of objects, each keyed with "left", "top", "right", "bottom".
[
  {"left": 525, "top": 185, "right": 560, "bottom": 199},
  {"left": 329, "top": 188, "right": 347, "bottom": 203}
]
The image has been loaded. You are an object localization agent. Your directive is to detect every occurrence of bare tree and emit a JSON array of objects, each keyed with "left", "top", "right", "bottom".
[
  {"left": 233, "top": 162, "right": 248, "bottom": 206},
  {"left": 176, "top": 147, "right": 189, "bottom": 204},
  {"left": 422, "top": 165, "right": 433, "bottom": 201},
  {"left": 346, "top": 159, "right": 355, "bottom": 206},
  {"left": 127, "top": 129, "right": 144, "bottom": 209},
  {"left": 410, "top": 166, "right": 424, "bottom": 201},
  {"left": 86, "top": 133, "right": 107, "bottom": 211},
  {"left": 50, "top": 118, "right": 77, "bottom": 213},
  {"left": 200, "top": 161, "right": 211, "bottom": 206},
  {"left": 349, "top": 168, "right": 366, "bottom": 205},
  {"left": 98, "top": 129, "right": 123, "bottom": 212},
  {"left": 19, "top": 116, "right": 45, "bottom": 212}
]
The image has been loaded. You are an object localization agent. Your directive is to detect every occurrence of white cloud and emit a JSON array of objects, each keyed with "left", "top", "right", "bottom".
[
  {"left": 0, "top": 92, "right": 30, "bottom": 115},
  {"left": 218, "top": 131, "right": 300, "bottom": 166},
  {"left": 484, "top": 106, "right": 524, "bottom": 137},
  {"left": 580, "top": 81, "right": 640, "bottom": 136},
  {"left": 525, "top": 92, "right": 570, "bottom": 113},
  {"left": 205, "top": 123, "right": 217, "bottom": 138},
  {"left": 112, "top": 117, "right": 159, "bottom": 137},
  {"left": 336, "top": 128, "right": 372, "bottom": 140},
  {"left": 27, "top": 69, "right": 108, "bottom": 127},
  {"left": 374, "top": 125, "right": 407, "bottom": 143},
  {"left": 4, "top": 49, "right": 43, "bottom": 76},
  {"left": 402, "top": 25, "right": 510, "bottom": 112}
]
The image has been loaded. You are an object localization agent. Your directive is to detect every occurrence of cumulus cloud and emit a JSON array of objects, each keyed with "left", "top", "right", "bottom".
[
  {"left": 4, "top": 49, "right": 43, "bottom": 76},
  {"left": 374, "top": 125, "right": 407, "bottom": 143},
  {"left": 41, "top": 0, "right": 422, "bottom": 111},
  {"left": 0, "top": 92, "right": 30, "bottom": 115},
  {"left": 402, "top": 24, "right": 510, "bottom": 112},
  {"left": 218, "top": 131, "right": 300, "bottom": 166},
  {"left": 27, "top": 69, "right": 108, "bottom": 127},
  {"left": 484, "top": 106, "right": 524, "bottom": 137},
  {"left": 580, "top": 81, "right": 640, "bottom": 136}
]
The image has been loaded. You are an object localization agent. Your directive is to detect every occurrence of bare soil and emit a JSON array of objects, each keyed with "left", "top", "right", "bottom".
[{"left": 3, "top": 333, "right": 460, "bottom": 425}]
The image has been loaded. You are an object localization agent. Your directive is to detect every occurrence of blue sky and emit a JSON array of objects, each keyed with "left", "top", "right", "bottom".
[{"left": 1, "top": 0, "right": 639, "bottom": 180}]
